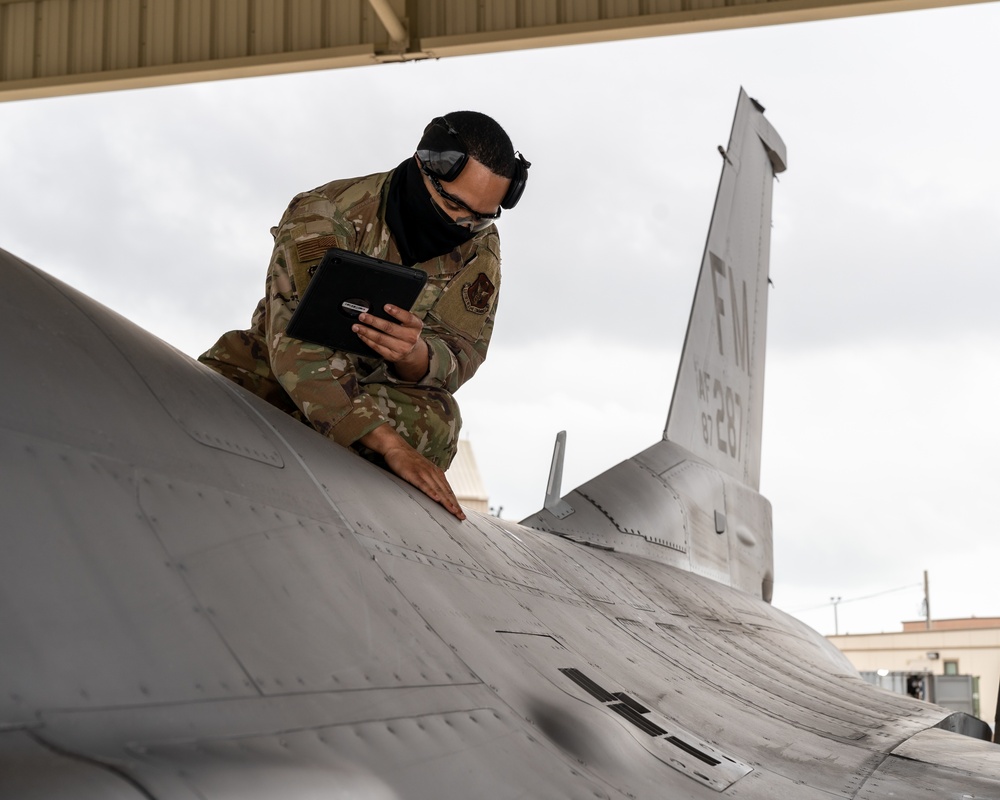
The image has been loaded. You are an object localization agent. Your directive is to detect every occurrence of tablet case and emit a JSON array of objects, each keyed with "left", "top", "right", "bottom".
[{"left": 285, "top": 247, "right": 428, "bottom": 358}]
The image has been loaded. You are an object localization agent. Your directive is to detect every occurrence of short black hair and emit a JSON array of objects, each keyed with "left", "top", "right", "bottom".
[{"left": 443, "top": 110, "right": 517, "bottom": 179}]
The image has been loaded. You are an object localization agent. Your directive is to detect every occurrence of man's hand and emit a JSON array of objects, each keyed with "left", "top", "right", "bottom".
[
  {"left": 358, "top": 423, "right": 466, "bottom": 520},
  {"left": 354, "top": 305, "right": 429, "bottom": 382}
]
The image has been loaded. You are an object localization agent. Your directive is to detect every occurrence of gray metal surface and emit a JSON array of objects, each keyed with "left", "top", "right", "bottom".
[{"left": 3, "top": 92, "right": 999, "bottom": 798}]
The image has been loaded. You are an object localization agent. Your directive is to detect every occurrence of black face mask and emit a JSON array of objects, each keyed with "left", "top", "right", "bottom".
[{"left": 385, "top": 157, "right": 477, "bottom": 266}]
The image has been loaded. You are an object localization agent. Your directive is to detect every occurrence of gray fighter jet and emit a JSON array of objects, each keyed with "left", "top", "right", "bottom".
[{"left": 3, "top": 90, "right": 998, "bottom": 798}]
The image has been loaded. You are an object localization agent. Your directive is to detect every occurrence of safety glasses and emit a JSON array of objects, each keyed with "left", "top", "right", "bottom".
[{"left": 422, "top": 167, "right": 502, "bottom": 232}]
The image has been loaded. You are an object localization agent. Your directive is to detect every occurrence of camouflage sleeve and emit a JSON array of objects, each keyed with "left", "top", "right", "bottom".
[
  {"left": 410, "top": 237, "right": 502, "bottom": 395},
  {"left": 260, "top": 191, "right": 390, "bottom": 447}
]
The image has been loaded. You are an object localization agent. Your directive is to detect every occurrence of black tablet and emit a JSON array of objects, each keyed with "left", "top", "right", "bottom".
[{"left": 286, "top": 247, "right": 428, "bottom": 358}]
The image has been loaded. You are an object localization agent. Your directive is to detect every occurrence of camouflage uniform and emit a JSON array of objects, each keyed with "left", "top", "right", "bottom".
[{"left": 199, "top": 168, "right": 501, "bottom": 470}]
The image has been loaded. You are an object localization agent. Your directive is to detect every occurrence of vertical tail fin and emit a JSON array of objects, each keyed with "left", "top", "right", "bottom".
[
  {"left": 544, "top": 431, "right": 574, "bottom": 520},
  {"left": 665, "top": 89, "right": 786, "bottom": 491},
  {"left": 522, "top": 90, "right": 784, "bottom": 600}
]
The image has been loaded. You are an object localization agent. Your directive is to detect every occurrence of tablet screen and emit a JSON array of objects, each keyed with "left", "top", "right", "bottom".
[{"left": 286, "top": 247, "right": 428, "bottom": 358}]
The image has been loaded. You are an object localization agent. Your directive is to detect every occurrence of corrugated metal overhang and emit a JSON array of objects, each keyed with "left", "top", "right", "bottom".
[{"left": 0, "top": 0, "right": 995, "bottom": 102}]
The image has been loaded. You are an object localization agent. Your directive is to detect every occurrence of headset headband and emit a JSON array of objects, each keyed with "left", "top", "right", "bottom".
[{"left": 415, "top": 117, "right": 530, "bottom": 210}]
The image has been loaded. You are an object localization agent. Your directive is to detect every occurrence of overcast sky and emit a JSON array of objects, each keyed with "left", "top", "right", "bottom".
[{"left": 3, "top": 1, "right": 999, "bottom": 638}]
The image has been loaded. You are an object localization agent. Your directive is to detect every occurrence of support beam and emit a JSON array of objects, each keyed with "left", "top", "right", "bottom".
[{"left": 368, "top": 0, "right": 407, "bottom": 43}]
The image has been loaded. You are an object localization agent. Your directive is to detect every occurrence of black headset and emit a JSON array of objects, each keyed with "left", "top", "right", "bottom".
[{"left": 415, "top": 117, "right": 530, "bottom": 210}]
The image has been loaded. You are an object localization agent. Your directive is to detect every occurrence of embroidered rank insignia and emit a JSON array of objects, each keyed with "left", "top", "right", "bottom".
[{"left": 463, "top": 272, "right": 496, "bottom": 314}]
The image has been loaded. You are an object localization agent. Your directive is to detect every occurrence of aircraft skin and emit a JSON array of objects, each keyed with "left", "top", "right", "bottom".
[{"left": 2, "top": 90, "right": 999, "bottom": 799}]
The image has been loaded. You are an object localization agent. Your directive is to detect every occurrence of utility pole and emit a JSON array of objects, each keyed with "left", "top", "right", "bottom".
[
  {"left": 831, "top": 596, "right": 842, "bottom": 635},
  {"left": 924, "top": 570, "right": 931, "bottom": 630}
]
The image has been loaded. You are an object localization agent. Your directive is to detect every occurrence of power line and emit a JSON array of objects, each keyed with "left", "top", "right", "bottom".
[{"left": 790, "top": 583, "right": 921, "bottom": 614}]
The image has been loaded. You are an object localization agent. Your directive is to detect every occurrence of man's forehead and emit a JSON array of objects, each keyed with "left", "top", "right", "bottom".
[{"left": 447, "top": 159, "right": 509, "bottom": 203}]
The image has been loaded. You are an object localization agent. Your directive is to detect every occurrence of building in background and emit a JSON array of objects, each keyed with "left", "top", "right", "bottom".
[
  {"left": 828, "top": 617, "right": 1000, "bottom": 726},
  {"left": 445, "top": 440, "right": 489, "bottom": 514}
]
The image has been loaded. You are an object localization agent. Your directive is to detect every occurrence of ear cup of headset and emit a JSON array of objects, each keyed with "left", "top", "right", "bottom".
[{"left": 501, "top": 153, "right": 530, "bottom": 210}]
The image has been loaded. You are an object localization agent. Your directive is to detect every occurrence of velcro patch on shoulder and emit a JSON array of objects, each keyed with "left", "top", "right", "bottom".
[
  {"left": 430, "top": 256, "right": 500, "bottom": 341},
  {"left": 462, "top": 272, "right": 496, "bottom": 314},
  {"left": 296, "top": 235, "right": 343, "bottom": 265},
  {"left": 289, "top": 234, "right": 349, "bottom": 297}
]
